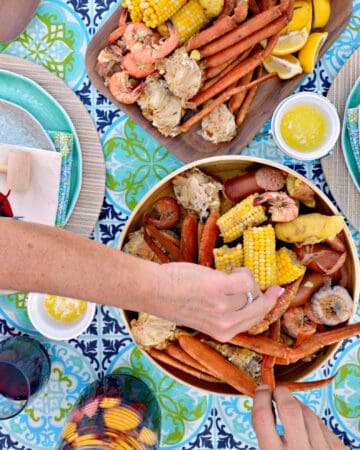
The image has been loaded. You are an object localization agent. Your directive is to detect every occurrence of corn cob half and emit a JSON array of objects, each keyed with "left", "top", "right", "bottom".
[
  {"left": 158, "top": 0, "right": 209, "bottom": 43},
  {"left": 276, "top": 247, "right": 306, "bottom": 286},
  {"left": 214, "top": 244, "right": 244, "bottom": 273},
  {"left": 243, "top": 224, "right": 277, "bottom": 290},
  {"left": 217, "top": 194, "right": 267, "bottom": 243},
  {"left": 124, "top": 0, "right": 188, "bottom": 28}
]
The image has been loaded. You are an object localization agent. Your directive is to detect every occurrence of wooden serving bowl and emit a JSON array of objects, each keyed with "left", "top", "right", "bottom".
[{"left": 118, "top": 156, "right": 360, "bottom": 395}]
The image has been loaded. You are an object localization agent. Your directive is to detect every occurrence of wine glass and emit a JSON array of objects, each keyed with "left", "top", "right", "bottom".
[
  {"left": 0, "top": 335, "right": 51, "bottom": 420},
  {"left": 58, "top": 373, "right": 161, "bottom": 449}
]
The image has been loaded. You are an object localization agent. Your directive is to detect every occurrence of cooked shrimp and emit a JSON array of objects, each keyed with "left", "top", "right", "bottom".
[
  {"left": 108, "top": 71, "right": 145, "bottom": 104},
  {"left": 106, "top": 9, "right": 129, "bottom": 45},
  {"left": 122, "top": 53, "right": 156, "bottom": 78},
  {"left": 253, "top": 191, "right": 299, "bottom": 222},
  {"left": 126, "top": 21, "right": 179, "bottom": 64},
  {"left": 281, "top": 306, "right": 317, "bottom": 339}
]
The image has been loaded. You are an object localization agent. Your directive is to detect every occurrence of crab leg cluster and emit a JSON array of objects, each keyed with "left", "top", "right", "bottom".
[{"left": 125, "top": 165, "right": 359, "bottom": 396}]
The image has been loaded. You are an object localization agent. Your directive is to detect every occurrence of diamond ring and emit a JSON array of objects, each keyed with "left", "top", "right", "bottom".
[{"left": 246, "top": 291, "right": 254, "bottom": 304}]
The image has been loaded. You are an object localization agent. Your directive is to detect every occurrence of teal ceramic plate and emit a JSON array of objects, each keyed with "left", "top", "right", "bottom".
[
  {"left": 341, "top": 75, "right": 360, "bottom": 192},
  {"left": 0, "top": 69, "right": 82, "bottom": 224},
  {"left": 0, "top": 99, "right": 55, "bottom": 150}
]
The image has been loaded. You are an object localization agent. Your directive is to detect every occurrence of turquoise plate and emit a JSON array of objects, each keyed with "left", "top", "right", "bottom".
[
  {"left": 341, "top": 75, "right": 360, "bottom": 192},
  {"left": 0, "top": 69, "right": 82, "bottom": 224}
]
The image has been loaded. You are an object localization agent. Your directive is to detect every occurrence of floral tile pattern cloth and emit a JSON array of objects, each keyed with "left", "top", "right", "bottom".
[{"left": 0, "top": 0, "right": 360, "bottom": 449}]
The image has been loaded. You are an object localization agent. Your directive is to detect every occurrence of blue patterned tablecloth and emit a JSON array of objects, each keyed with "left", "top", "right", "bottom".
[{"left": 0, "top": 1, "right": 360, "bottom": 449}]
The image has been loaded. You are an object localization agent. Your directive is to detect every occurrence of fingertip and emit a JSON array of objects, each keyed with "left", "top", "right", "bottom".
[{"left": 265, "top": 285, "right": 285, "bottom": 300}]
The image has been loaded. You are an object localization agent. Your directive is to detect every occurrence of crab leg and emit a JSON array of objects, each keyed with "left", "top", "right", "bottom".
[
  {"left": 198, "top": 5, "right": 285, "bottom": 59},
  {"left": 277, "top": 373, "right": 337, "bottom": 391},
  {"left": 229, "top": 69, "right": 254, "bottom": 113},
  {"left": 190, "top": 33, "right": 279, "bottom": 107},
  {"left": 143, "top": 226, "right": 171, "bottom": 263},
  {"left": 260, "top": 319, "right": 280, "bottom": 388},
  {"left": 166, "top": 342, "right": 217, "bottom": 378},
  {"left": 178, "top": 333, "right": 258, "bottom": 396},
  {"left": 185, "top": 15, "right": 238, "bottom": 52},
  {"left": 204, "top": 14, "right": 288, "bottom": 68},
  {"left": 288, "top": 322, "right": 360, "bottom": 363},
  {"left": 231, "top": 322, "right": 360, "bottom": 364},
  {"left": 148, "top": 348, "right": 220, "bottom": 383},
  {"left": 181, "top": 72, "right": 278, "bottom": 132},
  {"left": 235, "top": 65, "right": 262, "bottom": 126},
  {"left": 248, "top": 275, "right": 303, "bottom": 335},
  {"left": 145, "top": 224, "right": 183, "bottom": 261}
]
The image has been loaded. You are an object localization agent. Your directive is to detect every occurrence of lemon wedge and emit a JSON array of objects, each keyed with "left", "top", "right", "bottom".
[
  {"left": 281, "top": 0, "right": 312, "bottom": 34},
  {"left": 312, "top": 0, "right": 331, "bottom": 28},
  {"left": 271, "top": 27, "right": 309, "bottom": 56},
  {"left": 263, "top": 54, "right": 303, "bottom": 80},
  {"left": 298, "top": 32, "right": 328, "bottom": 73}
]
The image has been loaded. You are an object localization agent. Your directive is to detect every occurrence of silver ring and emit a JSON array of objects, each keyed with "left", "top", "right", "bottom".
[{"left": 246, "top": 291, "right": 254, "bottom": 304}]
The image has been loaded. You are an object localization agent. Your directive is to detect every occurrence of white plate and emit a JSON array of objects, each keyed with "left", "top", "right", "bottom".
[{"left": 0, "top": 99, "right": 55, "bottom": 151}]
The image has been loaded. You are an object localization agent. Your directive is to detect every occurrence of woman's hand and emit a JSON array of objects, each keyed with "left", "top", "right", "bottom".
[
  {"left": 153, "top": 262, "right": 284, "bottom": 342},
  {"left": 252, "top": 385, "right": 347, "bottom": 450}
]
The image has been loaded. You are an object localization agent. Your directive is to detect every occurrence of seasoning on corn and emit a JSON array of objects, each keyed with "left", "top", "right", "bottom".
[
  {"left": 276, "top": 247, "right": 306, "bottom": 286},
  {"left": 216, "top": 194, "right": 267, "bottom": 243},
  {"left": 124, "top": 0, "right": 188, "bottom": 28},
  {"left": 158, "top": 0, "right": 209, "bottom": 43},
  {"left": 214, "top": 244, "right": 244, "bottom": 273},
  {"left": 243, "top": 224, "right": 277, "bottom": 290}
]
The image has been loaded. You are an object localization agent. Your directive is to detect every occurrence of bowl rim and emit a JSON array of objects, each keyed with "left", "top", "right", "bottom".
[{"left": 118, "top": 155, "right": 360, "bottom": 395}]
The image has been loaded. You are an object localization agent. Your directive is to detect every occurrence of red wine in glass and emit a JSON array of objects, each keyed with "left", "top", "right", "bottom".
[{"left": 0, "top": 335, "right": 51, "bottom": 419}]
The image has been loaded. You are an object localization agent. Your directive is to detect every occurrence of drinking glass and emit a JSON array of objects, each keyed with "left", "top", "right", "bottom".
[
  {"left": 0, "top": 335, "right": 51, "bottom": 420},
  {"left": 58, "top": 373, "right": 161, "bottom": 450}
]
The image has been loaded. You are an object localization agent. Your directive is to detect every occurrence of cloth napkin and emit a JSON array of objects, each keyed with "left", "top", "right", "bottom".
[
  {"left": 345, "top": 105, "right": 360, "bottom": 168},
  {"left": 0, "top": 130, "right": 73, "bottom": 226}
]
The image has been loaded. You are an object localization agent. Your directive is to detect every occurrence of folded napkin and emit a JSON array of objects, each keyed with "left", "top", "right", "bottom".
[
  {"left": 0, "top": 130, "right": 73, "bottom": 227},
  {"left": 47, "top": 130, "right": 74, "bottom": 227},
  {"left": 0, "top": 143, "right": 62, "bottom": 225},
  {"left": 345, "top": 106, "right": 360, "bottom": 168}
]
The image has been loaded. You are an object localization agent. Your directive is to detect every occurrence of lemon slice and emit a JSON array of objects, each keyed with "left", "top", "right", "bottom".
[
  {"left": 312, "top": 0, "right": 331, "bottom": 28},
  {"left": 281, "top": 0, "right": 312, "bottom": 34},
  {"left": 298, "top": 32, "right": 328, "bottom": 73},
  {"left": 263, "top": 54, "right": 303, "bottom": 80},
  {"left": 271, "top": 27, "right": 309, "bottom": 56}
]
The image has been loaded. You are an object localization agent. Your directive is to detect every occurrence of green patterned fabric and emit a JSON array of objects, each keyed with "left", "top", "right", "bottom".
[
  {"left": 47, "top": 130, "right": 74, "bottom": 227},
  {"left": 346, "top": 106, "right": 360, "bottom": 169}
]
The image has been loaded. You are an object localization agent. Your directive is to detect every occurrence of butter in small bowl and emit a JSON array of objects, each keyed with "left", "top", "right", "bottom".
[
  {"left": 27, "top": 293, "right": 96, "bottom": 340},
  {"left": 271, "top": 92, "right": 340, "bottom": 161}
]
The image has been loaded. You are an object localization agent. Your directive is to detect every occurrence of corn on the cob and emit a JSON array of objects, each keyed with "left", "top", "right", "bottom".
[
  {"left": 124, "top": 0, "right": 188, "bottom": 28},
  {"left": 276, "top": 247, "right": 306, "bottom": 286},
  {"left": 243, "top": 224, "right": 277, "bottom": 290},
  {"left": 214, "top": 244, "right": 244, "bottom": 273},
  {"left": 158, "top": 0, "right": 209, "bottom": 43},
  {"left": 217, "top": 194, "right": 267, "bottom": 243}
]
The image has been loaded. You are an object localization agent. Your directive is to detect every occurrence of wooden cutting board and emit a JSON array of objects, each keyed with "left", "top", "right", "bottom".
[
  {"left": 86, "top": 0, "right": 352, "bottom": 163},
  {"left": 0, "top": 0, "right": 40, "bottom": 43}
]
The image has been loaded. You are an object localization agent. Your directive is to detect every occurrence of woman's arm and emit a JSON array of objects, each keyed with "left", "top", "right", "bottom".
[{"left": 0, "top": 219, "right": 282, "bottom": 341}]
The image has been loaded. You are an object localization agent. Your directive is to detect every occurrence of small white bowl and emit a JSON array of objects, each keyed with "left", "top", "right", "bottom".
[
  {"left": 27, "top": 293, "right": 96, "bottom": 340},
  {"left": 271, "top": 92, "right": 340, "bottom": 161}
]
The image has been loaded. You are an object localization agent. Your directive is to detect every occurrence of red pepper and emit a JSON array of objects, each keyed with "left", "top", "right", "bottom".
[{"left": 0, "top": 190, "right": 14, "bottom": 217}]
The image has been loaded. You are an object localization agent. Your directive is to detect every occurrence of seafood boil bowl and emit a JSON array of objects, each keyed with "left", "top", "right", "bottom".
[{"left": 118, "top": 156, "right": 359, "bottom": 395}]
